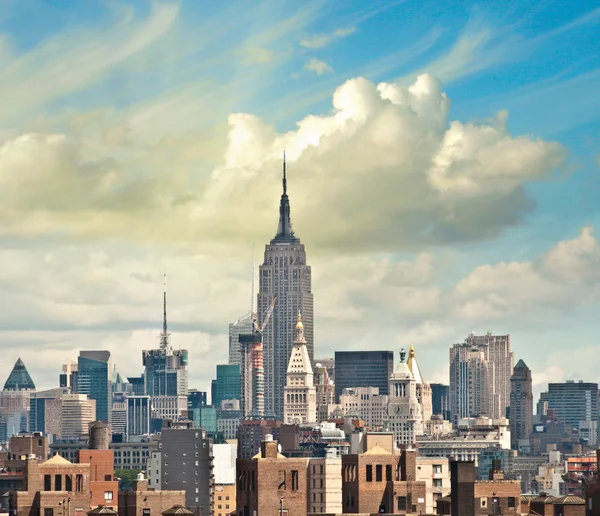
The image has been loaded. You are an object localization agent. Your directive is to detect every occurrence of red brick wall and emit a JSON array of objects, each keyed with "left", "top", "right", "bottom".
[{"left": 118, "top": 489, "right": 186, "bottom": 516}]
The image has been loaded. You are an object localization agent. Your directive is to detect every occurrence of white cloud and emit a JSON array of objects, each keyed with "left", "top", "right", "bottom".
[
  {"left": 304, "top": 58, "right": 334, "bottom": 75},
  {"left": 299, "top": 27, "right": 355, "bottom": 49}
]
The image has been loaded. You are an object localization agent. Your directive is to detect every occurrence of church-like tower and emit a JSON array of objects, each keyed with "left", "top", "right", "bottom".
[
  {"left": 283, "top": 313, "right": 316, "bottom": 425},
  {"left": 258, "top": 156, "right": 314, "bottom": 418},
  {"left": 407, "top": 344, "right": 433, "bottom": 423},
  {"left": 386, "top": 349, "right": 423, "bottom": 446}
]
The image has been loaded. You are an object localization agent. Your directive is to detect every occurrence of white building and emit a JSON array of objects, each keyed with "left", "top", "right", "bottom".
[
  {"left": 385, "top": 349, "right": 423, "bottom": 445},
  {"left": 61, "top": 393, "right": 96, "bottom": 439},
  {"left": 339, "top": 387, "right": 388, "bottom": 430},
  {"left": 416, "top": 457, "right": 451, "bottom": 514},
  {"left": 307, "top": 448, "right": 342, "bottom": 514},
  {"left": 283, "top": 313, "right": 316, "bottom": 425},
  {"left": 150, "top": 395, "right": 187, "bottom": 420},
  {"left": 407, "top": 345, "right": 433, "bottom": 423},
  {"left": 416, "top": 417, "right": 511, "bottom": 466}
]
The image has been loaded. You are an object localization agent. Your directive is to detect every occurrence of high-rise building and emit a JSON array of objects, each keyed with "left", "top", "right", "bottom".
[
  {"left": 537, "top": 391, "right": 549, "bottom": 416},
  {"left": 314, "top": 362, "right": 336, "bottom": 422},
  {"left": 315, "top": 357, "right": 335, "bottom": 383},
  {"left": 142, "top": 276, "right": 188, "bottom": 397},
  {"left": 59, "top": 360, "right": 78, "bottom": 392},
  {"left": 77, "top": 350, "right": 112, "bottom": 424},
  {"left": 29, "top": 388, "right": 66, "bottom": 437},
  {"left": 431, "top": 384, "right": 450, "bottom": 420},
  {"left": 127, "top": 395, "right": 151, "bottom": 436},
  {"left": 211, "top": 365, "right": 241, "bottom": 408},
  {"left": 188, "top": 389, "right": 208, "bottom": 411},
  {"left": 547, "top": 381, "right": 599, "bottom": 429},
  {"left": 257, "top": 158, "right": 313, "bottom": 418},
  {"left": 147, "top": 423, "right": 213, "bottom": 512},
  {"left": 339, "top": 387, "right": 388, "bottom": 429},
  {"left": 407, "top": 344, "right": 433, "bottom": 423},
  {"left": 61, "top": 393, "right": 96, "bottom": 439},
  {"left": 127, "top": 376, "right": 145, "bottom": 396},
  {"left": 1, "top": 358, "right": 36, "bottom": 439},
  {"left": 386, "top": 349, "right": 423, "bottom": 445},
  {"left": 510, "top": 359, "right": 533, "bottom": 449},
  {"left": 228, "top": 312, "right": 254, "bottom": 366},
  {"left": 111, "top": 392, "right": 128, "bottom": 434},
  {"left": 283, "top": 313, "right": 316, "bottom": 425},
  {"left": 450, "top": 332, "right": 514, "bottom": 422},
  {"left": 334, "top": 351, "right": 394, "bottom": 401}
]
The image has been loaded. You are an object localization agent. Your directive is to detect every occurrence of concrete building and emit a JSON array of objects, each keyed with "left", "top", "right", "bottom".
[
  {"left": 510, "top": 359, "right": 533, "bottom": 450},
  {"left": 236, "top": 434, "right": 309, "bottom": 516},
  {"left": 258, "top": 159, "right": 314, "bottom": 419},
  {"left": 385, "top": 349, "right": 423, "bottom": 445},
  {"left": 338, "top": 387, "right": 388, "bottom": 430},
  {"left": 111, "top": 395, "right": 127, "bottom": 435},
  {"left": 416, "top": 417, "right": 511, "bottom": 466},
  {"left": 307, "top": 448, "right": 342, "bottom": 514},
  {"left": 147, "top": 423, "right": 213, "bottom": 513},
  {"left": 61, "top": 394, "right": 96, "bottom": 439},
  {"left": 283, "top": 313, "right": 316, "bottom": 425},
  {"left": 237, "top": 418, "right": 282, "bottom": 459},
  {"left": 60, "top": 360, "right": 78, "bottom": 392},
  {"left": 407, "top": 344, "right": 433, "bottom": 423},
  {"left": 29, "top": 388, "right": 67, "bottom": 438},
  {"left": 314, "top": 362, "right": 336, "bottom": 423},
  {"left": 150, "top": 395, "right": 187, "bottom": 421},
  {"left": 450, "top": 333, "right": 514, "bottom": 425},
  {"left": 416, "top": 457, "right": 451, "bottom": 514},
  {"left": 334, "top": 351, "right": 393, "bottom": 402}
]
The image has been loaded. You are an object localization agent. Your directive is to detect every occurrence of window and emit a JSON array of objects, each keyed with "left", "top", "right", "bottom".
[
  {"left": 142, "top": 510, "right": 150, "bottom": 516},
  {"left": 433, "top": 464, "right": 443, "bottom": 474},
  {"left": 397, "top": 497, "right": 407, "bottom": 511},
  {"left": 104, "top": 492, "right": 113, "bottom": 501},
  {"left": 386, "top": 465, "right": 392, "bottom": 482},
  {"left": 508, "top": 497, "right": 516, "bottom": 508},
  {"left": 481, "top": 498, "right": 487, "bottom": 508},
  {"left": 104, "top": 475, "right": 111, "bottom": 481},
  {"left": 44, "top": 509, "right": 54, "bottom": 516},
  {"left": 291, "top": 470, "right": 299, "bottom": 491},
  {"left": 76, "top": 475, "right": 83, "bottom": 492},
  {"left": 433, "top": 478, "right": 443, "bottom": 488},
  {"left": 366, "top": 465, "right": 373, "bottom": 482},
  {"left": 66, "top": 475, "right": 72, "bottom": 492},
  {"left": 55, "top": 475, "right": 62, "bottom": 491},
  {"left": 44, "top": 475, "right": 51, "bottom": 491},
  {"left": 376, "top": 465, "right": 382, "bottom": 482}
]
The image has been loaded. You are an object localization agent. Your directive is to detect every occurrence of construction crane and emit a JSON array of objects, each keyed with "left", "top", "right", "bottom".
[{"left": 251, "top": 297, "right": 276, "bottom": 417}]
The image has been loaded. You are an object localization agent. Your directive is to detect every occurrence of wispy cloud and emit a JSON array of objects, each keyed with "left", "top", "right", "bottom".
[
  {"left": 300, "top": 27, "right": 355, "bottom": 49},
  {"left": 305, "top": 58, "right": 334, "bottom": 75}
]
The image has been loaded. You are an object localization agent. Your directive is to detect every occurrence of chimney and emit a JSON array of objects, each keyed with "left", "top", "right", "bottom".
[
  {"left": 451, "top": 461, "right": 475, "bottom": 516},
  {"left": 260, "top": 435, "right": 279, "bottom": 459}
]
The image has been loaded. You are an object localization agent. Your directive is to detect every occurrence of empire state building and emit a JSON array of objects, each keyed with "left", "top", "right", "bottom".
[{"left": 257, "top": 157, "right": 314, "bottom": 419}]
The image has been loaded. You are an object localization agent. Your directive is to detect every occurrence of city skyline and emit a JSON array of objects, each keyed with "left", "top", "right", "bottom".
[{"left": 1, "top": 1, "right": 600, "bottom": 401}]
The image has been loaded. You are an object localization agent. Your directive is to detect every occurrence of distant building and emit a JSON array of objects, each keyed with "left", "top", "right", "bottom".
[
  {"left": 187, "top": 390, "right": 207, "bottom": 411},
  {"left": 211, "top": 365, "right": 241, "bottom": 408},
  {"left": 228, "top": 312, "right": 254, "bottom": 366},
  {"left": 416, "top": 457, "right": 451, "bottom": 514},
  {"left": 61, "top": 394, "right": 96, "bottom": 439},
  {"left": 151, "top": 395, "right": 187, "bottom": 421},
  {"left": 237, "top": 419, "right": 282, "bottom": 459},
  {"left": 314, "top": 362, "right": 336, "bottom": 422},
  {"left": 60, "top": 360, "right": 78, "bottom": 392},
  {"left": 547, "top": 381, "right": 599, "bottom": 433},
  {"left": 431, "top": 383, "right": 450, "bottom": 420},
  {"left": 283, "top": 313, "right": 316, "bottom": 425},
  {"left": 334, "top": 351, "right": 393, "bottom": 402},
  {"left": 315, "top": 357, "right": 335, "bottom": 383},
  {"left": 126, "top": 395, "right": 151, "bottom": 436},
  {"left": 1, "top": 358, "right": 36, "bottom": 439},
  {"left": 78, "top": 351, "right": 112, "bottom": 425},
  {"left": 510, "top": 359, "right": 533, "bottom": 450},
  {"left": 147, "top": 423, "right": 213, "bottom": 512},
  {"left": 192, "top": 406, "right": 217, "bottom": 433},
  {"left": 338, "top": 387, "right": 388, "bottom": 430}
]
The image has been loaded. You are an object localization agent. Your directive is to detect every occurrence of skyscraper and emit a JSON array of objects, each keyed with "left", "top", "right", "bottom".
[
  {"left": 449, "top": 332, "right": 514, "bottom": 425},
  {"left": 430, "top": 384, "right": 450, "bottom": 420},
  {"left": 78, "top": 350, "right": 111, "bottom": 424},
  {"left": 257, "top": 157, "right": 313, "bottom": 418},
  {"left": 334, "top": 351, "right": 394, "bottom": 402},
  {"left": 142, "top": 276, "right": 188, "bottom": 397},
  {"left": 211, "top": 365, "right": 241, "bottom": 408},
  {"left": 228, "top": 312, "right": 254, "bottom": 366},
  {"left": 547, "top": 381, "right": 599, "bottom": 429},
  {"left": 510, "top": 359, "right": 533, "bottom": 449},
  {"left": 283, "top": 313, "right": 316, "bottom": 425},
  {"left": 0, "top": 358, "right": 36, "bottom": 438}
]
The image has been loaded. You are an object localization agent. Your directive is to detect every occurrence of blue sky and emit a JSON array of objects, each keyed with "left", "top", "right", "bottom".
[{"left": 0, "top": 0, "right": 599, "bottom": 399}]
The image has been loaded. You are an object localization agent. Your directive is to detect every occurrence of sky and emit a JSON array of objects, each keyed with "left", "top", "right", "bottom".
[{"left": 1, "top": 0, "right": 600, "bottom": 401}]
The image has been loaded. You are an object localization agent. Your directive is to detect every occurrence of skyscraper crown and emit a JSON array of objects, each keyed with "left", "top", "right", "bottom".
[
  {"left": 4, "top": 358, "right": 36, "bottom": 391},
  {"left": 272, "top": 152, "right": 300, "bottom": 244}
]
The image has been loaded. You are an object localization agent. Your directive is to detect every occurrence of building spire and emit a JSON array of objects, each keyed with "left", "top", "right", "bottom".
[
  {"left": 273, "top": 151, "right": 299, "bottom": 243},
  {"left": 160, "top": 274, "right": 170, "bottom": 350},
  {"left": 283, "top": 149, "right": 287, "bottom": 195}
]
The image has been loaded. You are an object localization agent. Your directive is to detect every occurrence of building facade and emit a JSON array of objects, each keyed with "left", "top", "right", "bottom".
[
  {"left": 126, "top": 396, "right": 151, "bottom": 437},
  {"left": 334, "top": 351, "right": 394, "bottom": 402},
  {"left": 257, "top": 159, "right": 314, "bottom": 419},
  {"left": 510, "top": 359, "right": 533, "bottom": 450},
  {"left": 431, "top": 384, "right": 450, "bottom": 420},
  {"left": 78, "top": 351, "right": 112, "bottom": 425},
  {"left": 547, "top": 381, "right": 599, "bottom": 430},
  {"left": 61, "top": 394, "right": 96, "bottom": 439},
  {"left": 339, "top": 387, "right": 388, "bottom": 430},
  {"left": 211, "top": 365, "right": 241, "bottom": 408},
  {"left": 283, "top": 313, "right": 316, "bottom": 425}
]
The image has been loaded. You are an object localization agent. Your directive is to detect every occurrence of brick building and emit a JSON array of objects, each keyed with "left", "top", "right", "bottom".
[
  {"left": 341, "top": 445, "right": 426, "bottom": 514},
  {"left": 237, "top": 418, "right": 282, "bottom": 459},
  {"left": 236, "top": 435, "right": 309, "bottom": 516},
  {"left": 213, "top": 484, "right": 235, "bottom": 516},
  {"left": 437, "top": 460, "right": 520, "bottom": 516},
  {"left": 118, "top": 474, "right": 186, "bottom": 516}
]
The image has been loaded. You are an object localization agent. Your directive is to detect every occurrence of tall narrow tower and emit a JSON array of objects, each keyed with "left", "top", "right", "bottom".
[
  {"left": 258, "top": 156, "right": 313, "bottom": 418},
  {"left": 510, "top": 359, "right": 533, "bottom": 450}
]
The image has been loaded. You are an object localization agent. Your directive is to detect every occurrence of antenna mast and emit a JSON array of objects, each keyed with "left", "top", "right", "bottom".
[{"left": 160, "top": 273, "right": 170, "bottom": 350}]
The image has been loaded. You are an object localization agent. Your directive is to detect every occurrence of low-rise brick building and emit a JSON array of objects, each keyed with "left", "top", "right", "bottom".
[{"left": 118, "top": 474, "right": 186, "bottom": 516}]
